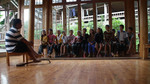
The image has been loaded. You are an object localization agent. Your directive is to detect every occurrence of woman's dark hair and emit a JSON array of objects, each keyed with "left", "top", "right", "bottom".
[
  {"left": 62, "top": 31, "right": 65, "bottom": 33},
  {"left": 128, "top": 27, "right": 133, "bottom": 31},
  {"left": 78, "top": 31, "right": 82, "bottom": 36},
  {"left": 112, "top": 29, "right": 116, "bottom": 32},
  {"left": 106, "top": 25, "right": 110, "bottom": 28},
  {"left": 98, "top": 28, "right": 103, "bottom": 34},
  {"left": 120, "top": 25, "right": 124, "bottom": 29},
  {"left": 90, "top": 29, "right": 95, "bottom": 35},
  {"left": 83, "top": 28, "right": 87, "bottom": 31},
  {"left": 41, "top": 30, "right": 46, "bottom": 41},
  {"left": 49, "top": 29, "right": 53, "bottom": 31},
  {"left": 12, "top": 19, "right": 21, "bottom": 28}
]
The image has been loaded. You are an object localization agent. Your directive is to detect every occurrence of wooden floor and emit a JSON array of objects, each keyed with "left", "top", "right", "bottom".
[{"left": 0, "top": 56, "right": 150, "bottom": 84}]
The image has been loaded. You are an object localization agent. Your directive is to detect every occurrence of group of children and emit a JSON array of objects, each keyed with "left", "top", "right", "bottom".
[{"left": 38, "top": 24, "right": 134, "bottom": 57}]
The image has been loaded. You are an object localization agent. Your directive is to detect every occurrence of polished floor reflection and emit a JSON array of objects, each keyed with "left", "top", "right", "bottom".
[{"left": 0, "top": 56, "right": 150, "bottom": 84}]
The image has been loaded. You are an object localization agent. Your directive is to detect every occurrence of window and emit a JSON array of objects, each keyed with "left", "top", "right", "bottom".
[
  {"left": 111, "top": 2, "right": 125, "bottom": 31},
  {"left": 35, "top": 0, "right": 43, "bottom": 5},
  {"left": 66, "top": 4, "right": 78, "bottom": 35},
  {"left": 53, "top": 0, "right": 62, "bottom": 3},
  {"left": 134, "top": 1, "right": 139, "bottom": 52},
  {"left": 24, "top": 0, "right": 30, "bottom": 5},
  {"left": 66, "top": 0, "right": 77, "bottom": 2},
  {"left": 24, "top": 9, "right": 29, "bottom": 39},
  {"left": 81, "top": 0, "right": 91, "bottom": 1},
  {"left": 52, "top": 6, "right": 63, "bottom": 34},
  {"left": 81, "top": 3, "right": 93, "bottom": 34},
  {"left": 24, "top": 0, "right": 43, "bottom": 5},
  {"left": 96, "top": 3, "right": 109, "bottom": 31},
  {"left": 34, "top": 8, "right": 43, "bottom": 40}
]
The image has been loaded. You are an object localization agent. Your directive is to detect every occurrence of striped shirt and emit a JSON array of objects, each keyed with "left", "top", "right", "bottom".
[{"left": 5, "top": 27, "right": 24, "bottom": 52}]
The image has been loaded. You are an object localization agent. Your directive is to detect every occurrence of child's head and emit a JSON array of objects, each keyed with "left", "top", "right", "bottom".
[
  {"left": 48, "top": 29, "right": 53, "bottom": 34},
  {"left": 97, "top": 28, "right": 101, "bottom": 33},
  {"left": 90, "top": 29, "right": 94, "bottom": 35},
  {"left": 77, "top": 31, "right": 82, "bottom": 36},
  {"left": 128, "top": 27, "right": 133, "bottom": 33},
  {"left": 112, "top": 29, "right": 116, "bottom": 35},
  {"left": 105, "top": 25, "right": 110, "bottom": 31},
  {"left": 120, "top": 25, "right": 124, "bottom": 32},
  {"left": 62, "top": 31, "right": 66, "bottom": 36},
  {"left": 83, "top": 28, "right": 87, "bottom": 34},
  {"left": 57, "top": 30, "right": 61, "bottom": 35},
  {"left": 42, "top": 30, "right": 46, "bottom": 35},
  {"left": 69, "top": 30, "right": 73, "bottom": 35}
]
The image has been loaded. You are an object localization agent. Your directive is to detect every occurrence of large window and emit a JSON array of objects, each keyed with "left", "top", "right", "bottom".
[
  {"left": 66, "top": 4, "right": 78, "bottom": 36},
  {"left": 81, "top": 3, "right": 93, "bottom": 34},
  {"left": 134, "top": 1, "right": 139, "bottom": 52},
  {"left": 66, "top": 0, "right": 77, "bottom": 2},
  {"left": 24, "top": 0, "right": 43, "bottom": 5},
  {"left": 24, "top": 9, "right": 29, "bottom": 39},
  {"left": 96, "top": 3, "right": 109, "bottom": 31},
  {"left": 53, "top": 0, "right": 62, "bottom": 3},
  {"left": 111, "top": 2, "right": 125, "bottom": 31},
  {"left": 52, "top": 6, "right": 63, "bottom": 34},
  {"left": 34, "top": 8, "right": 43, "bottom": 40}
]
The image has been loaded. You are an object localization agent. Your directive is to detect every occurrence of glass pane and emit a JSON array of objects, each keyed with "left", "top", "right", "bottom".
[
  {"left": 66, "top": 4, "right": 78, "bottom": 36},
  {"left": 35, "top": 0, "right": 43, "bottom": 5},
  {"left": 81, "top": 3, "right": 93, "bottom": 34},
  {"left": 66, "top": 0, "right": 77, "bottom": 2},
  {"left": 34, "top": 8, "right": 43, "bottom": 40},
  {"left": 111, "top": 2, "right": 125, "bottom": 31},
  {"left": 24, "top": 0, "right": 43, "bottom": 5},
  {"left": 148, "top": 0, "right": 150, "bottom": 44},
  {"left": 134, "top": 1, "right": 139, "bottom": 52},
  {"left": 24, "top": 0, "right": 30, "bottom": 5},
  {"left": 53, "top": 0, "right": 62, "bottom": 3},
  {"left": 0, "top": 11, "right": 6, "bottom": 49},
  {"left": 97, "top": 3, "right": 109, "bottom": 31},
  {"left": 24, "top": 9, "right": 29, "bottom": 39},
  {"left": 52, "top": 6, "right": 63, "bottom": 34},
  {"left": 81, "top": 0, "right": 91, "bottom": 1}
]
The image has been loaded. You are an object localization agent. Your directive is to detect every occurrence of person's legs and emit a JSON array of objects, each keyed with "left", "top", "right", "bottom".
[
  {"left": 63, "top": 45, "right": 66, "bottom": 55},
  {"left": 105, "top": 43, "right": 107, "bottom": 56},
  {"left": 88, "top": 43, "right": 91, "bottom": 54},
  {"left": 54, "top": 44, "right": 58, "bottom": 57},
  {"left": 92, "top": 44, "right": 95, "bottom": 56},
  {"left": 108, "top": 44, "right": 112, "bottom": 56},
  {"left": 97, "top": 43, "right": 102, "bottom": 57},
  {"left": 14, "top": 42, "right": 40, "bottom": 62},
  {"left": 57, "top": 44, "right": 61, "bottom": 56},
  {"left": 60, "top": 44, "right": 63, "bottom": 56},
  {"left": 67, "top": 44, "right": 71, "bottom": 56},
  {"left": 38, "top": 45, "right": 42, "bottom": 54}
]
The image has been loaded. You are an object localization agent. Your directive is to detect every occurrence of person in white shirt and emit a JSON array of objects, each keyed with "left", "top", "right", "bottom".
[
  {"left": 116, "top": 25, "right": 128, "bottom": 55},
  {"left": 60, "top": 31, "right": 68, "bottom": 56}
]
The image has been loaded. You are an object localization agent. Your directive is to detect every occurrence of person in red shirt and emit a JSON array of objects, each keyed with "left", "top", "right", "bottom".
[{"left": 47, "top": 29, "right": 56, "bottom": 57}]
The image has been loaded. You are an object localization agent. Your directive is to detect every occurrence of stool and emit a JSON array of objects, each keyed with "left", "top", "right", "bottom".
[{"left": 6, "top": 52, "right": 28, "bottom": 66}]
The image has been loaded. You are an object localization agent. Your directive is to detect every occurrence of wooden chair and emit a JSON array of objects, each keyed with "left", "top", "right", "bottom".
[{"left": 6, "top": 52, "right": 28, "bottom": 66}]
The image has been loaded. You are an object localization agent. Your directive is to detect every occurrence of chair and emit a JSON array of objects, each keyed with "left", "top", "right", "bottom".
[{"left": 6, "top": 52, "right": 28, "bottom": 66}]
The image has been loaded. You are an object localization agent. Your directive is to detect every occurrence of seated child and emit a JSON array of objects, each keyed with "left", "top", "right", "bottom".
[
  {"left": 127, "top": 27, "right": 134, "bottom": 55},
  {"left": 47, "top": 29, "right": 57, "bottom": 57},
  {"left": 55, "top": 30, "right": 63, "bottom": 57},
  {"left": 95, "top": 28, "right": 104, "bottom": 57},
  {"left": 60, "top": 31, "right": 68, "bottom": 56},
  {"left": 67, "top": 30, "right": 75, "bottom": 57},
  {"left": 104, "top": 25, "right": 113, "bottom": 57},
  {"left": 38, "top": 30, "right": 48, "bottom": 55},
  {"left": 111, "top": 29, "right": 119, "bottom": 56},
  {"left": 88, "top": 29, "right": 95, "bottom": 57},
  {"left": 72, "top": 31, "right": 83, "bottom": 57},
  {"left": 82, "top": 28, "right": 89, "bottom": 57},
  {"left": 116, "top": 25, "right": 128, "bottom": 54}
]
